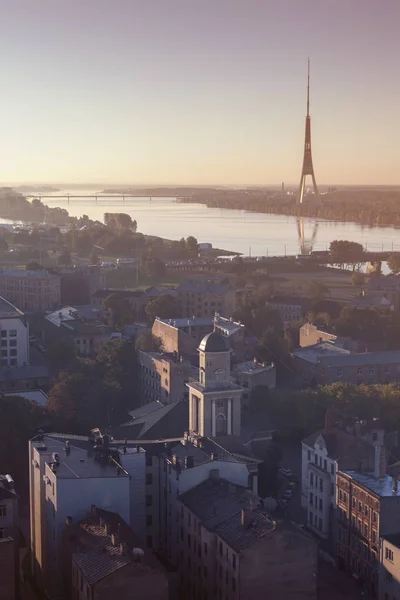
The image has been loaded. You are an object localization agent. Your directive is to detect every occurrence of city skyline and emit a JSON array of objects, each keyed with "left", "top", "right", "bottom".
[{"left": 0, "top": 0, "right": 399, "bottom": 185}]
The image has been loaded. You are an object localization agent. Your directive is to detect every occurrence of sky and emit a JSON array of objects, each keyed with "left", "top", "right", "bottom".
[{"left": 0, "top": 0, "right": 399, "bottom": 186}]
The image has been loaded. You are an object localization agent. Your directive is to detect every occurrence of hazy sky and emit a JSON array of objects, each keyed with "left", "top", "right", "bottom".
[{"left": 0, "top": 0, "right": 399, "bottom": 186}]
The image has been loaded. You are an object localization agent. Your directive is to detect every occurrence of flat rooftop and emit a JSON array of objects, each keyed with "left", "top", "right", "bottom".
[
  {"left": 292, "top": 342, "right": 351, "bottom": 365},
  {"left": 343, "top": 470, "right": 400, "bottom": 498},
  {"left": 0, "top": 268, "right": 59, "bottom": 279},
  {"left": 33, "top": 436, "right": 129, "bottom": 480},
  {"left": 156, "top": 316, "right": 213, "bottom": 329},
  {"left": 233, "top": 360, "right": 274, "bottom": 375}
]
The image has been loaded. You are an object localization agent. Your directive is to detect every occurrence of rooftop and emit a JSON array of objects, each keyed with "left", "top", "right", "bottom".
[
  {"left": 233, "top": 359, "right": 274, "bottom": 375},
  {"left": 0, "top": 296, "right": 24, "bottom": 319},
  {"left": 32, "top": 435, "right": 129, "bottom": 480},
  {"left": 292, "top": 342, "right": 351, "bottom": 365},
  {"left": 318, "top": 350, "right": 400, "bottom": 368},
  {"left": 156, "top": 316, "right": 213, "bottom": 329},
  {"left": 343, "top": 470, "right": 400, "bottom": 498},
  {"left": 176, "top": 280, "right": 231, "bottom": 294},
  {"left": 0, "top": 474, "right": 17, "bottom": 498},
  {"left": 199, "top": 331, "right": 230, "bottom": 353},
  {"left": 267, "top": 296, "right": 310, "bottom": 307},
  {"left": 5, "top": 389, "right": 48, "bottom": 406},
  {"left": 0, "top": 364, "right": 49, "bottom": 381},
  {"left": 138, "top": 350, "right": 191, "bottom": 366},
  {"left": 45, "top": 305, "right": 108, "bottom": 327},
  {"left": 180, "top": 478, "right": 275, "bottom": 552},
  {"left": 0, "top": 268, "right": 59, "bottom": 279},
  {"left": 119, "top": 399, "right": 185, "bottom": 439},
  {"left": 349, "top": 295, "right": 392, "bottom": 308},
  {"left": 302, "top": 427, "right": 371, "bottom": 461},
  {"left": 92, "top": 288, "right": 145, "bottom": 299},
  {"left": 214, "top": 314, "right": 244, "bottom": 335}
]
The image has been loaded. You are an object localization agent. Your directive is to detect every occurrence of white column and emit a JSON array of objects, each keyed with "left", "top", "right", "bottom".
[
  {"left": 227, "top": 398, "right": 232, "bottom": 435},
  {"left": 212, "top": 399, "right": 216, "bottom": 437}
]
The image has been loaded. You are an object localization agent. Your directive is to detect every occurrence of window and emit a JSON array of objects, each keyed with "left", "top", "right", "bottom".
[
  {"left": 146, "top": 515, "right": 152, "bottom": 526},
  {"left": 0, "top": 340, "right": 6, "bottom": 347},
  {"left": 310, "top": 473, "right": 314, "bottom": 485},
  {"left": 369, "top": 367, "right": 374, "bottom": 374},
  {"left": 232, "top": 554, "right": 236, "bottom": 570},
  {"left": 331, "top": 483, "right": 334, "bottom": 495},
  {"left": 0, "top": 505, "right": 6, "bottom": 518},
  {"left": 232, "top": 579, "right": 236, "bottom": 592},
  {"left": 337, "top": 369, "right": 343, "bottom": 377},
  {"left": 204, "top": 566, "right": 207, "bottom": 579},
  {"left": 386, "top": 547, "right": 394, "bottom": 562},
  {"left": 0, "top": 331, "right": 6, "bottom": 337},
  {"left": 145, "top": 453, "right": 152, "bottom": 466},
  {"left": 331, "top": 463, "right": 334, "bottom": 475},
  {"left": 339, "top": 489, "right": 342, "bottom": 501},
  {"left": 358, "top": 502, "right": 362, "bottom": 512},
  {"left": 188, "top": 512, "right": 191, "bottom": 526},
  {"left": 309, "top": 511, "right": 313, "bottom": 524},
  {"left": 204, "top": 542, "right": 208, "bottom": 555},
  {"left": 146, "top": 473, "right": 153, "bottom": 485},
  {"left": 319, "top": 498, "right": 323, "bottom": 511},
  {"left": 364, "top": 505, "right": 368, "bottom": 516},
  {"left": 373, "top": 511, "right": 377, "bottom": 523},
  {"left": 357, "top": 367, "right": 362, "bottom": 375},
  {"left": 352, "top": 497, "right": 356, "bottom": 508},
  {"left": 1, "top": 350, "right": 7, "bottom": 358},
  {"left": 307, "top": 450, "right": 311, "bottom": 461},
  {"left": 9, "top": 330, "right": 16, "bottom": 337},
  {"left": 364, "top": 524, "right": 368, "bottom": 537},
  {"left": 145, "top": 495, "right": 152, "bottom": 507},
  {"left": 319, "top": 518, "right": 322, "bottom": 530},
  {"left": 188, "top": 534, "right": 191, "bottom": 548},
  {"left": 324, "top": 459, "right": 327, "bottom": 471},
  {"left": 372, "top": 530, "right": 376, "bottom": 543},
  {"left": 146, "top": 535, "right": 153, "bottom": 548},
  {"left": 9, "top": 340, "right": 17, "bottom": 347},
  {"left": 309, "top": 492, "right": 313, "bottom": 505},
  {"left": 314, "top": 455, "right": 318, "bottom": 465}
]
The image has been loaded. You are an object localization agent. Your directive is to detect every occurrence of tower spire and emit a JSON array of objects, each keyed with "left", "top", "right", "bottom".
[
  {"left": 297, "top": 58, "right": 319, "bottom": 206},
  {"left": 307, "top": 57, "right": 310, "bottom": 117}
]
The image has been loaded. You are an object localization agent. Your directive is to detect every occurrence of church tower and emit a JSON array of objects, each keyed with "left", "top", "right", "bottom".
[{"left": 187, "top": 331, "right": 243, "bottom": 438}]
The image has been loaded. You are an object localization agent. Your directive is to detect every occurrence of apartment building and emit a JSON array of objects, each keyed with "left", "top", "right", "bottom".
[
  {"left": 177, "top": 477, "right": 318, "bottom": 600},
  {"left": 336, "top": 453, "right": 400, "bottom": 596},
  {"left": 0, "top": 268, "right": 61, "bottom": 311},
  {"left": 299, "top": 322, "right": 362, "bottom": 351},
  {"left": 232, "top": 359, "right": 276, "bottom": 406},
  {"left": 176, "top": 280, "right": 236, "bottom": 319},
  {"left": 44, "top": 305, "right": 112, "bottom": 355},
  {"left": 0, "top": 474, "right": 19, "bottom": 600},
  {"left": 293, "top": 343, "right": 400, "bottom": 385},
  {"left": 266, "top": 296, "right": 309, "bottom": 329},
  {"left": 301, "top": 425, "right": 374, "bottom": 541},
  {"left": 58, "top": 265, "right": 106, "bottom": 306},
  {"left": 379, "top": 534, "right": 400, "bottom": 600},
  {"left": 29, "top": 432, "right": 131, "bottom": 599},
  {"left": 64, "top": 508, "right": 168, "bottom": 600},
  {"left": 138, "top": 350, "right": 192, "bottom": 405},
  {"left": 0, "top": 297, "right": 29, "bottom": 368}
]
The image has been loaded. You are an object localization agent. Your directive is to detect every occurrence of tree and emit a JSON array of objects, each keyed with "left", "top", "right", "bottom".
[
  {"left": 103, "top": 293, "right": 133, "bottom": 328},
  {"left": 26, "top": 261, "right": 41, "bottom": 271},
  {"left": 145, "top": 294, "right": 179, "bottom": 323},
  {"left": 135, "top": 330, "right": 163, "bottom": 352},
  {"left": 186, "top": 236, "right": 198, "bottom": 258},
  {"left": 90, "top": 248, "right": 100, "bottom": 265},
  {"left": 57, "top": 246, "right": 72, "bottom": 266},
  {"left": 388, "top": 253, "right": 400, "bottom": 275},
  {"left": 0, "top": 237, "right": 8, "bottom": 252},
  {"left": 330, "top": 240, "right": 365, "bottom": 270},
  {"left": 306, "top": 279, "right": 328, "bottom": 302},
  {"left": 145, "top": 257, "right": 165, "bottom": 280},
  {"left": 104, "top": 213, "right": 137, "bottom": 232},
  {"left": 352, "top": 271, "right": 365, "bottom": 287}
]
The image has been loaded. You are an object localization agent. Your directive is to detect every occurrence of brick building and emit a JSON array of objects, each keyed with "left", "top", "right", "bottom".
[{"left": 176, "top": 281, "right": 236, "bottom": 319}]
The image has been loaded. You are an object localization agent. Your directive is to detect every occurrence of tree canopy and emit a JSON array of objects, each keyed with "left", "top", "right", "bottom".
[
  {"left": 104, "top": 213, "right": 137, "bottom": 232},
  {"left": 145, "top": 294, "right": 179, "bottom": 323},
  {"left": 329, "top": 240, "right": 365, "bottom": 269}
]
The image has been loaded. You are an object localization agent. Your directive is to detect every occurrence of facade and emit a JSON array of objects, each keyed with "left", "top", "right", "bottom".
[
  {"left": 299, "top": 322, "right": 358, "bottom": 351},
  {"left": 152, "top": 316, "right": 213, "bottom": 358},
  {"left": 0, "top": 268, "right": 61, "bottom": 311},
  {"left": 138, "top": 350, "right": 192, "bottom": 405},
  {"left": 266, "top": 296, "right": 309, "bottom": 329},
  {"left": 44, "top": 306, "right": 112, "bottom": 355},
  {"left": 0, "top": 474, "right": 19, "bottom": 600},
  {"left": 0, "top": 296, "right": 29, "bottom": 368},
  {"left": 214, "top": 314, "right": 247, "bottom": 362},
  {"left": 232, "top": 359, "right": 276, "bottom": 406},
  {"left": 336, "top": 462, "right": 400, "bottom": 596},
  {"left": 176, "top": 280, "right": 236, "bottom": 319},
  {"left": 29, "top": 433, "right": 131, "bottom": 599},
  {"left": 65, "top": 509, "right": 168, "bottom": 600},
  {"left": 187, "top": 332, "right": 243, "bottom": 438},
  {"left": 293, "top": 343, "right": 400, "bottom": 385},
  {"left": 301, "top": 426, "right": 374, "bottom": 541},
  {"left": 58, "top": 265, "right": 106, "bottom": 306},
  {"left": 379, "top": 534, "right": 400, "bottom": 600},
  {"left": 177, "top": 478, "right": 317, "bottom": 600}
]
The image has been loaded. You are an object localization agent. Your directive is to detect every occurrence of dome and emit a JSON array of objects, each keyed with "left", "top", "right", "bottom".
[{"left": 198, "top": 331, "right": 230, "bottom": 353}]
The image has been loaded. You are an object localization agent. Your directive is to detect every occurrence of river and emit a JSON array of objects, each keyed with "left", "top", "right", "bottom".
[{"left": 9, "top": 188, "right": 400, "bottom": 257}]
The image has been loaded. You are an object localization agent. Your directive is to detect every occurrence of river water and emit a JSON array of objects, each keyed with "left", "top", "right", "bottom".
[{"left": 10, "top": 188, "right": 400, "bottom": 257}]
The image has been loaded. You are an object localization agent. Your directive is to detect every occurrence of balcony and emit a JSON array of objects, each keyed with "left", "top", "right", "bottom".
[{"left": 188, "top": 376, "right": 240, "bottom": 391}]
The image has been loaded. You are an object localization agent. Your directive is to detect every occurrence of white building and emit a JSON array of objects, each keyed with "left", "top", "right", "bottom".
[
  {"left": 29, "top": 432, "right": 131, "bottom": 599},
  {"left": 301, "top": 425, "right": 375, "bottom": 540},
  {"left": 0, "top": 296, "right": 29, "bottom": 369}
]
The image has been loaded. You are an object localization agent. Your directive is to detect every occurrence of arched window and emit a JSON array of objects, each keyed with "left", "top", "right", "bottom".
[
  {"left": 215, "top": 369, "right": 225, "bottom": 382},
  {"left": 216, "top": 413, "right": 227, "bottom": 436}
]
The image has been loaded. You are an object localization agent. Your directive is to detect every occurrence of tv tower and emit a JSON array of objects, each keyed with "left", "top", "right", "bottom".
[{"left": 297, "top": 59, "right": 319, "bottom": 205}]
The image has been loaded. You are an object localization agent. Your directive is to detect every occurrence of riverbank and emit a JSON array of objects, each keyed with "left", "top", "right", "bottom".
[{"left": 178, "top": 188, "right": 400, "bottom": 230}]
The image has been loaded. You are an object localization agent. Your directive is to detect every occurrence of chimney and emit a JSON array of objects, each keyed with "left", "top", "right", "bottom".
[
  {"left": 241, "top": 508, "right": 253, "bottom": 529},
  {"left": 392, "top": 476, "right": 398, "bottom": 494},
  {"left": 374, "top": 444, "right": 386, "bottom": 479}
]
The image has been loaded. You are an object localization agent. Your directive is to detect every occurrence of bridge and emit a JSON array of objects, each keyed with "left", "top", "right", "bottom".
[{"left": 25, "top": 194, "right": 154, "bottom": 204}]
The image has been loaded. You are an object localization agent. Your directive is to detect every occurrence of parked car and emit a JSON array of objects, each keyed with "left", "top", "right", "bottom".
[{"left": 279, "top": 468, "right": 293, "bottom": 477}]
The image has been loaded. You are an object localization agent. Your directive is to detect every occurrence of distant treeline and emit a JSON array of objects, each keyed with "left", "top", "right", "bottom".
[{"left": 180, "top": 190, "right": 400, "bottom": 228}]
